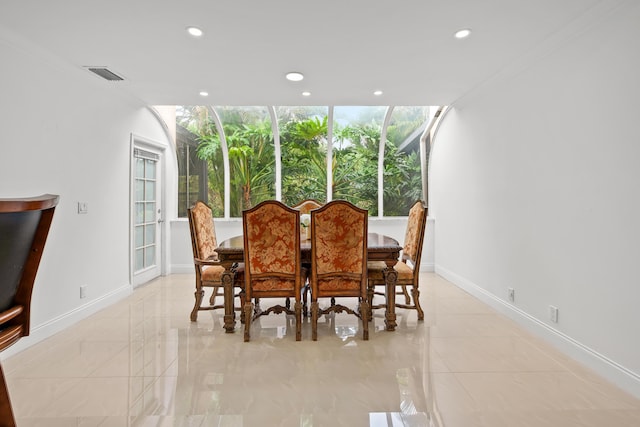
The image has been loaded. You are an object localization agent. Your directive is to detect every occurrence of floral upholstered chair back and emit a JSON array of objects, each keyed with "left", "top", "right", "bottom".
[
  {"left": 243, "top": 200, "right": 300, "bottom": 293},
  {"left": 311, "top": 200, "right": 368, "bottom": 293},
  {"left": 292, "top": 199, "right": 323, "bottom": 214},
  {"left": 402, "top": 200, "right": 428, "bottom": 276},
  {"left": 189, "top": 201, "right": 218, "bottom": 262},
  {"left": 242, "top": 200, "right": 303, "bottom": 341},
  {"left": 310, "top": 200, "right": 369, "bottom": 340}
]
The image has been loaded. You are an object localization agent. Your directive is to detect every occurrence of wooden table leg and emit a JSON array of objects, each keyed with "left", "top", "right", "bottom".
[
  {"left": 221, "top": 270, "right": 236, "bottom": 333},
  {"left": 383, "top": 267, "right": 398, "bottom": 331}
]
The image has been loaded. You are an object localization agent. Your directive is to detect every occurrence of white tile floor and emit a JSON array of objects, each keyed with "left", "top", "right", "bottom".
[{"left": 3, "top": 273, "right": 640, "bottom": 426}]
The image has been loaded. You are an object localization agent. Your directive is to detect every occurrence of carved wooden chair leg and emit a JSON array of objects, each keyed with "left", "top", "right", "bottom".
[
  {"left": 400, "top": 284, "right": 411, "bottom": 304},
  {"left": 302, "top": 285, "right": 309, "bottom": 317},
  {"left": 311, "top": 301, "right": 319, "bottom": 341},
  {"left": 244, "top": 301, "right": 254, "bottom": 342},
  {"left": 411, "top": 286, "right": 425, "bottom": 320},
  {"left": 366, "top": 284, "right": 375, "bottom": 321},
  {"left": 361, "top": 299, "right": 370, "bottom": 340},
  {"left": 209, "top": 286, "right": 219, "bottom": 305},
  {"left": 239, "top": 290, "right": 246, "bottom": 324},
  {"left": 295, "top": 301, "right": 302, "bottom": 341},
  {"left": 191, "top": 287, "right": 204, "bottom": 321}
]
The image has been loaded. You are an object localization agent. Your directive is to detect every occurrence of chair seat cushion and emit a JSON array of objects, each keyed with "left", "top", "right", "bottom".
[
  {"left": 202, "top": 263, "right": 245, "bottom": 284},
  {"left": 202, "top": 263, "right": 244, "bottom": 283},
  {"left": 367, "top": 261, "right": 414, "bottom": 282},
  {"left": 202, "top": 264, "right": 225, "bottom": 281}
]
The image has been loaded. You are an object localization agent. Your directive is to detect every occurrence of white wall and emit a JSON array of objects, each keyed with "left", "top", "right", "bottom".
[
  {"left": 0, "top": 29, "right": 174, "bottom": 357},
  {"left": 430, "top": 2, "right": 640, "bottom": 397}
]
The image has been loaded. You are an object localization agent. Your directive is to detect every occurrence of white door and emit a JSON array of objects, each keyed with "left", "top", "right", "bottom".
[{"left": 131, "top": 143, "right": 164, "bottom": 286}]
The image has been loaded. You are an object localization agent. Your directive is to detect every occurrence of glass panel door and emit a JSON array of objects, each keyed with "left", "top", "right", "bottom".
[{"left": 132, "top": 146, "right": 162, "bottom": 286}]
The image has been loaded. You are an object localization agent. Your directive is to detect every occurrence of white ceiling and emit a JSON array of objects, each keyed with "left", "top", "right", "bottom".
[{"left": 0, "top": 0, "right": 621, "bottom": 107}]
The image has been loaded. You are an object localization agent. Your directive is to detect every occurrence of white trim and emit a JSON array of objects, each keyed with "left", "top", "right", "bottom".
[
  {"left": 207, "top": 108, "right": 230, "bottom": 219},
  {"left": 435, "top": 265, "right": 640, "bottom": 399},
  {"left": 1, "top": 284, "right": 132, "bottom": 360},
  {"left": 378, "top": 107, "right": 394, "bottom": 217},
  {"left": 268, "top": 106, "right": 282, "bottom": 200},
  {"left": 147, "top": 106, "right": 176, "bottom": 151},
  {"left": 326, "top": 106, "right": 334, "bottom": 201}
]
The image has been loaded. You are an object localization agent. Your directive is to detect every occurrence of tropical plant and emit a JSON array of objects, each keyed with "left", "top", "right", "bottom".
[
  {"left": 280, "top": 116, "right": 328, "bottom": 205},
  {"left": 178, "top": 106, "right": 425, "bottom": 217}
]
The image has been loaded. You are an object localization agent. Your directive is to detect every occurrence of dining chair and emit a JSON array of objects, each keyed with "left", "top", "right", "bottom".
[
  {"left": 292, "top": 199, "right": 323, "bottom": 316},
  {"left": 291, "top": 199, "right": 323, "bottom": 214},
  {"left": 310, "top": 200, "right": 369, "bottom": 340},
  {"left": 0, "top": 194, "right": 59, "bottom": 426},
  {"left": 367, "top": 200, "right": 427, "bottom": 320},
  {"left": 242, "top": 200, "right": 305, "bottom": 342},
  {"left": 188, "top": 201, "right": 244, "bottom": 322}
]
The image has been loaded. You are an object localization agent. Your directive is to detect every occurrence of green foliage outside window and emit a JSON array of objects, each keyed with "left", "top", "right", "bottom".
[
  {"left": 176, "top": 106, "right": 426, "bottom": 217},
  {"left": 280, "top": 115, "right": 328, "bottom": 205}
]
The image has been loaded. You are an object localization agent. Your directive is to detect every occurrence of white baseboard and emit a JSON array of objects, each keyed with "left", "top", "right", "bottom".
[
  {"left": 435, "top": 265, "right": 640, "bottom": 399},
  {"left": 1, "top": 283, "right": 133, "bottom": 360}
]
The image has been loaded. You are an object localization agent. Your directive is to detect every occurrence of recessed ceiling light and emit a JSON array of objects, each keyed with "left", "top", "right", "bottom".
[
  {"left": 454, "top": 28, "right": 472, "bottom": 39},
  {"left": 286, "top": 72, "right": 304, "bottom": 82},
  {"left": 373, "top": 90, "right": 383, "bottom": 96},
  {"left": 199, "top": 91, "right": 209, "bottom": 97},
  {"left": 187, "top": 26, "right": 204, "bottom": 37},
  {"left": 302, "top": 91, "right": 311, "bottom": 97}
]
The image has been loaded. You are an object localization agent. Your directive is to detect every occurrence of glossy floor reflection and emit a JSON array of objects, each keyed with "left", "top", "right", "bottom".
[{"left": 4, "top": 273, "right": 640, "bottom": 426}]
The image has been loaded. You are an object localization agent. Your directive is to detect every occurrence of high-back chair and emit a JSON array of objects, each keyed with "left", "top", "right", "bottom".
[
  {"left": 368, "top": 200, "right": 427, "bottom": 320},
  {"left": 188, "top": 201, "right": 243, "bottom": 322},
  {"left": 0, "top": 194, "right": 58, "bottom": 426},
  {"left": 310, "top": 200, "right": 369, "bottom": 340},
  {"left": 242, "top": 200, "right": 305, "bottom": 342},
  {"left": 292, "top": 199, "right": 323, "bottom": 214}
]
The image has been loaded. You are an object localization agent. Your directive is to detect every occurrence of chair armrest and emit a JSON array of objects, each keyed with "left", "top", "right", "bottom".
[{"left": 193, "top": 257, "right": 221, "bottom": 267}]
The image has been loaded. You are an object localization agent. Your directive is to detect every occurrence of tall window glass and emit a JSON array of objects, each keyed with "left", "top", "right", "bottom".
[
  {"left": 176, "top": 106, "right": 224, "bottom": 216},
  {"left": 278, "top": 106, "right": 329, "bottom": 206},
  {"left": 333, "top": 106, "right": 386, "bottom": 215},
  {"left": 383, "top": 106, "right": 429, "bottom": 216},
  {"left": 215, "top": 106, "right": 275, "bottom": 216}
]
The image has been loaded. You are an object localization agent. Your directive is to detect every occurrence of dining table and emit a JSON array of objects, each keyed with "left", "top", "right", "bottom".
[{"left": 215, "top": 232, "right": 403, "bottom": 333}]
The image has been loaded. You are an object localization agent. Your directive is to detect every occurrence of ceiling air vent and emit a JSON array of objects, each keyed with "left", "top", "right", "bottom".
[{"left": 85, "top": 67, "right": 124, "bottom": 81}]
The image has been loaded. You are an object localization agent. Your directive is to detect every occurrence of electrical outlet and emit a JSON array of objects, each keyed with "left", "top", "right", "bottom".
[
  {"left": 549, "top": 305, "right": 559, "bottom": 323},
  {"left": 77, "top": 202, "right": 88, "bottom": 214},
  {"left": 507, "top": 287, "right": 515, "bottom": 303},
  {"left": 80, "top": 285, "right": 88, "bottom": 299}
]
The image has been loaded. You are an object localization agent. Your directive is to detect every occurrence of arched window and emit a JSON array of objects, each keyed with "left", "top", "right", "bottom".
[{"left": 172, "top": 105, "right": 439, "bottom": 218}]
